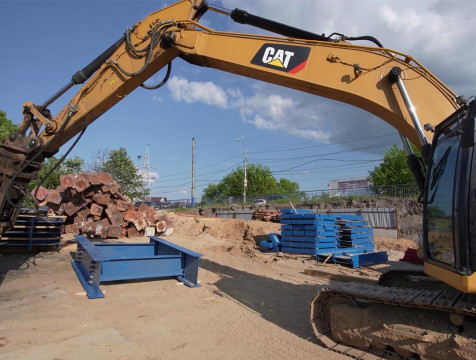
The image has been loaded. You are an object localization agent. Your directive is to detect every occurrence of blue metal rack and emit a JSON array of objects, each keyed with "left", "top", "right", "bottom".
[
  {"left": 71, "top": 235, "right": 202, "bottom": 299},
  {"left": 0, "top": 209, "right": 63, "bottom": 250}
]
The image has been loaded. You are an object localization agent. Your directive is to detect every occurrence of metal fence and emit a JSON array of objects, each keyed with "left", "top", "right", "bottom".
[{"left": 200, "top": 184, "right": 419, "bottom": 205}]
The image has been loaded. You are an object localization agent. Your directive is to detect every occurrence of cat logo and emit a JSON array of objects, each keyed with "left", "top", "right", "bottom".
[{"left": 251, "top": 44, "right": 310, "bottom": 74}]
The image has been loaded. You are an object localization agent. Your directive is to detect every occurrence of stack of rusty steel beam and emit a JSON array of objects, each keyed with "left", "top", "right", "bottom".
[
  {"left": 252, "top": 209, "right": 280, "bottom": 222},
  {"left": 33, "top": 172, "right": 166, "bottom": 238}
]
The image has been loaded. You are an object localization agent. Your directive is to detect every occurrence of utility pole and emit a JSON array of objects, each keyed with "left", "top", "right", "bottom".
[
  {"left": 191, "top": 138, "right": 195, "bottom": 207},
  {"left": 139, "top": 144, "right": 151, "bottom": 201},
  {"left": 237, "top": 138, "right": 247, "bottom": 203}
]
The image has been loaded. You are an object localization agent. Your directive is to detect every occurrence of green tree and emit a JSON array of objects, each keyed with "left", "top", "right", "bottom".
[
  {"left": 278, "top": 178, "right": 300, "bottom": 194},
  {"left": 368, "top": 144, "right": 419, "bottom": 186},
  {"left": 29, "top": 156, "right": 85, "bottom": 191},
  {"left": 0, "top": 111, "right": 18, "bottom": 139},
  {"left": 202, "top": 164, "right": 299, "bottom": 202},
  {"left": 94, "top": 147, "right": 146, "bottom": 200}
]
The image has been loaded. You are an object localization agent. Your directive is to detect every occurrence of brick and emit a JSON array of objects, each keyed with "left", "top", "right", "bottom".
[
  {"left": 138, "top": 203, "right": 151, "bottom": 215},
  {"left": 73, "top": 174, "right": 90, "bottom": 192},
  {"left": 73, "top": 215, "right": 85, "bottom": 227},
  {"left": 64, "top": 224, "right": 80, "bottom": 235},
  {"left": 124, "top": 209, "right": 139, "bottom": 222},
  {"left": 109, "top": 181, "right": 119, "bottom": 194},
  {"left": 107, "top": 225, "right": 122, "bottom": 238},
  {"left": 62, "top": 202, "right": 80, "bottom": 216},
  {"left": 126, "top": 227, "right": 140, "bottom": 238},
  {"left": 59, "top": 174, "right": 76, "bottom": 189},
  {"left": 93, "top": 193, "right": 111, "bottom": 205},
  {"left": 156, "top": 220, "right": 167, "bottom": 233},
  {"left": 89, "top": 203, "right": 104, "bottom": 217},
  {"left": 100, "top": 217, "right": 111, "bottom": 227},
  {"left": 97, "top": 172, "right": 113, "bottom": 185},
  {"left": 116, "top": 200, "right": 128, "bottom": 212},
  {"left": 105, "top": 205, "right": 123, "bottom": 226},
  {"left": 95, "top": 223, "right": 108, "bottom": 238},
  {"left": 81, "top": 222, "right": 97, "bottom": 237},
  {"left": 133, "top": 218, "right": 147, "bottom": 231},
  {"left": 90, "top": 173, "right": 101, "bottom": 185},
  {"left": 46, "top": 189, "right": 62, "bottom": 205},
  {"left": 76, "top": 208, "right": 90, "bottom": 219},
  {"left": 32, "top": 186, "right": 49, "bottom": 201}
]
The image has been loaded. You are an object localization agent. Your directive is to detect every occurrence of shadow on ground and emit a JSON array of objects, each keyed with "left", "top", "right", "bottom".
[
  {"left": 0, "top": 250, "right": 54, "bottom": 288},
  {"left": 200, "top": 258, "right": 325, "bottom": 342}
]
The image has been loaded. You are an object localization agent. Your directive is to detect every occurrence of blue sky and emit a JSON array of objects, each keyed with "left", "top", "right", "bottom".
[{"left": 1, "top": 0, "right": 475, "bottom": 201}]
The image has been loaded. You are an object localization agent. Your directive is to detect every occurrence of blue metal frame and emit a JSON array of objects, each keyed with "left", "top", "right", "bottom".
[
  {"left": 71, "top": 235, "right": 202, "bottom": 299},
  {"left": 0, "top": 215, "right": 63, "bottom": 250}
]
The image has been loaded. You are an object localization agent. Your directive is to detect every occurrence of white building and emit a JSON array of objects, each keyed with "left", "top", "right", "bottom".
[{"left": 328, "top": 177, "right": 371, "bottom": 197}]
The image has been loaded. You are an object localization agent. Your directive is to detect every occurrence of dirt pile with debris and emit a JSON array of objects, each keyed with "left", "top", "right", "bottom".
[
  {"left": 167, "top": 212, "right": 280, "bottom": 259},
  {"left": 33, "top": 172, "right": 168, "bottom": 238},
  {"left": 167, "top": 213, "right": 416, "bottom": 262}
]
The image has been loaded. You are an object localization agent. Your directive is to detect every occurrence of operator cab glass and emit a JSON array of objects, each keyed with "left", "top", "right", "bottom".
[
  {"left": 425, "top": 124, "right": 459, "bottom": 266},
  {"left": 424, "top": 100, "right": 476, "bottom": 275}
]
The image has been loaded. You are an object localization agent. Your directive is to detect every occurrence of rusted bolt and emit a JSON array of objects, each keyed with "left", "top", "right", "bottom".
[
  {"left": 8, "top": 133, "right": 16, "bottom": 142},
  {"left": 28, "top": 139, "right": 37, "bottom": 148}
]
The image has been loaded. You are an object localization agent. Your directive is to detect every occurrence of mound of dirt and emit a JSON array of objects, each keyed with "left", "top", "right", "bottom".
[{"left": 167, "top": 212, "right": 281, "bottom": 259}]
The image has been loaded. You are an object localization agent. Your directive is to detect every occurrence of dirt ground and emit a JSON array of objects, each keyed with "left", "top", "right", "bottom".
[{"left": 0, "top": 213, "right": 416, "bottom": 360}]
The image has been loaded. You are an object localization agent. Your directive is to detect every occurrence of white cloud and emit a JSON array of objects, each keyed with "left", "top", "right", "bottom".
[
  {"left": 167, "top": 76, "right": 229, "bottom": 109},
  {"left": 166, "top": 76, "right": 331, "bottom": 142},
  {"left": 140, "top": 171, "right": 159, "bottom": 184}
]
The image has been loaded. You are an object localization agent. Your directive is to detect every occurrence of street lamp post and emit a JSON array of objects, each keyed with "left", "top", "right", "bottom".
[{"left": 237, "top": 138, "right": 247, "bottom": 203}]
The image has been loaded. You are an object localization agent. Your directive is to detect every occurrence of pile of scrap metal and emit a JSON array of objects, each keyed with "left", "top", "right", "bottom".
[
  {"left": 32, "top": 172, "right": 170, "bottom": 238},
  {"left": 252, "top": 209, "right": 280, "bottom": 222}
]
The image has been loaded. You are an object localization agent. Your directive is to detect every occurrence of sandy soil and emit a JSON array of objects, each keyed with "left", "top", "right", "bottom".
[{"left": 0, "top": 213, "right": 416, "bottom": 360}]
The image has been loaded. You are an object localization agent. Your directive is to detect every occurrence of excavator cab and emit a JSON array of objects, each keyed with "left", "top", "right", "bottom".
[{"left": 424, "top": 99, "right": 476, "bottom": 292}]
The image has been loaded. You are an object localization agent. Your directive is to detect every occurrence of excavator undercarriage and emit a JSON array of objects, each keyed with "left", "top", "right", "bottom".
[{"left": 311, "top": 273, "right": 476, "bottom": 359}]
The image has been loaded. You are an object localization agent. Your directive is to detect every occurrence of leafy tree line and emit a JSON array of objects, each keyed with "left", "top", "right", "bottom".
[{"left": 202, "top": 164, "right": 300, "bottom": 201}]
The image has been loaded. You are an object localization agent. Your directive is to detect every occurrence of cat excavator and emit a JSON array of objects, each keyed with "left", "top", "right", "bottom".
[{"left": 1, "top": 0, "right": 475, "bottom": 358}]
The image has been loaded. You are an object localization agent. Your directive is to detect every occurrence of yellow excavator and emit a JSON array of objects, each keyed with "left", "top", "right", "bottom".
[{"left": 1, "top": 1, "right": 475, "bottom": 358}]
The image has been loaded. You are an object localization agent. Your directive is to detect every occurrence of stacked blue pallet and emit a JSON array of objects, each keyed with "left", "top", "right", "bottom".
[
  {"left": 279, "top": 209, "right": 339, "bottom": 255},
  {"left": 336, "top": 214, "right": 374, "bottom": 252}
]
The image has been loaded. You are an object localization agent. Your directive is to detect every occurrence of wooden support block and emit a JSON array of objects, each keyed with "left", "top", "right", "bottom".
[
  {"left": 46, "top": 190, "right": 62, "bottom": 205},
  {"left": 124, "top": 210, "right": 139, "bottom": 222},
  {"left": 89, "top": 203, "right": 104, "bottom": 217},
  {"left": 127, "top": 227, "right": 140, "bottom": 238},
  {"left": 73, "top": 174, "right": 90, "bottom": 192},
  {"left": 97, "top": 172, "right": 113, "bottom": 185},
  {"left": 105, "top": 205, "right": 123, "bottom": 226},
  {"left": 93, "top": 193, "right": 110, "bottom": 205},
  {"left": 62, "top": 202, "right": 80, "bottom": 217},
  {"left": 59, "top": 174, "right": 76, "bottom": 189},
  {"left": 32, "top": 186, "right": 49, "bottom": 201},
  {"left": 116, "top": 200, "right": 128, "bottom": 212},
  {"left": 107, "top": 225, "right": 122, "bottom": 238}
]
